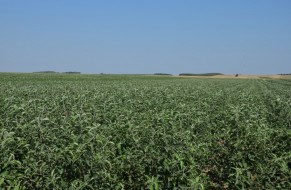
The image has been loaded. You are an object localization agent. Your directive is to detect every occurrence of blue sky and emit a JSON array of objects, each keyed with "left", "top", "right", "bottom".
[{"left": 0, "top": 0, "right": 290, "bottom": 74}]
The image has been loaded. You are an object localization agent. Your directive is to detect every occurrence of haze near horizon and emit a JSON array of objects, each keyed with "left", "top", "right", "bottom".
[{"left": 0, "top": 1, "right": 291, "bottom": 75}]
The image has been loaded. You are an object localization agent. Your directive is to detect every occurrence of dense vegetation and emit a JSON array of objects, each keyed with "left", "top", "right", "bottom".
[
  {"left": 279, "top": 73, "right": 291, "bottom": 75},
  {"left": 153, "top": 73, "right": 173, "bottom": 76},
  {"left": 179, "top": 73, "right": 223, "bottom": 76},
  {"left": 0, "top": 73, "right": 290, "bottom": 189}
]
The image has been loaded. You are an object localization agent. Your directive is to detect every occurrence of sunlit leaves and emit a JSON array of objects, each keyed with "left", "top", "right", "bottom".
[{"left": 0, "top": 74, "right": 290, "bottom": 189}]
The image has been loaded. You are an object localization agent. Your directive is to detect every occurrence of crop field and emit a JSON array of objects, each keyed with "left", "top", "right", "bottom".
[{"left": 0, "top": 73, "right": 290, "bottom": 189}]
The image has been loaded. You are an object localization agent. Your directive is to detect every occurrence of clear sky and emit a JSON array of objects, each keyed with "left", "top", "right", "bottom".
[{"left": 1, "top": 1, "right": 291, "bottom": 74}]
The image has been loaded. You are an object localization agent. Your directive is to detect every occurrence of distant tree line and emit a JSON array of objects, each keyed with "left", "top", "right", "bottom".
[
  {"left": 279, "top": 73, "right": 291, "bottom": 75},
  {"left": 63, "top": 72, "right": 81, "bottom": 74},
  {"left": 179, "top": 73, "right": 223, "bottom": 76},
  {"left": 153, "top": 73, "right": 173, "bottom": 76}
]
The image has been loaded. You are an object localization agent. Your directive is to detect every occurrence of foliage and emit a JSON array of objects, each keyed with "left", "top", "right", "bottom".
[
  {"left": 153, "top": 73, "right": 173, "bottom": 76},
  {"left": 0, "top": 74, "right": 290, "bottom": 189}
]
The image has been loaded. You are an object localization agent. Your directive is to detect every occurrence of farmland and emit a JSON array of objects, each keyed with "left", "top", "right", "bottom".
[{"left": 0, "top": 73, "right": 290, "bottom": 189}]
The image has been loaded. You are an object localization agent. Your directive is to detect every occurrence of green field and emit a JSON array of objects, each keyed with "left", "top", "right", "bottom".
[{"left": 0, "top": 73, "right": 290, "bottom": 189}]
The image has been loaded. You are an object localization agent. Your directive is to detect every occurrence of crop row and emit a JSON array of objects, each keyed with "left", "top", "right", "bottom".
[{"left": 0, "top": 74, "right": 290, "bottom": 189}]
